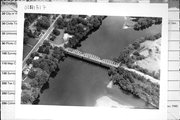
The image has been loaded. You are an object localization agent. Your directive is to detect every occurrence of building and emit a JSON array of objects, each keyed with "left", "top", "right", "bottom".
[{"left": 63, "top": 33, "right": 73, "bottom": 43}]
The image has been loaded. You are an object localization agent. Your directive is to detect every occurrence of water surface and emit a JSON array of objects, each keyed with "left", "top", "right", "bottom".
[{"left": 39, "top": 16, "right": 161, "bottom": 108}]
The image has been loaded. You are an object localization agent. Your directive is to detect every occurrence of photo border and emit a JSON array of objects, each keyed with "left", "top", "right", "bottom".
[{"left": 16, "top": 2, "right": 168, "bottom": 120}]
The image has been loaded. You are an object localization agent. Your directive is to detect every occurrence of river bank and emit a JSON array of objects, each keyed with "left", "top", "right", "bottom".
[
  {"left": 21, "top": 15, "right": 107, "bottom": 104},
  {"left": 22, "top": 15, "right": 161, "bottom": 109},
  {"left": 108, "top": 34, "right": 161, "bottom": 108},
  {"left": 95, "top": 96, "right": 135, "bottom": 108}
]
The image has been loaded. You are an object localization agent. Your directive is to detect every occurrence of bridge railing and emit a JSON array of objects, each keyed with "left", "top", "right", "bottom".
[
  {"left": 64, "top": 47, "right": 120, "bottom": 67},
  {"left": 83, "top": 53, "right": 101, "bottom": 60}
]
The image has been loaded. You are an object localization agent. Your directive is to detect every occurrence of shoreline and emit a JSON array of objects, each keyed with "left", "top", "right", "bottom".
[
  {"left": 21, "top": 15, "right": 107, "bottom": 104},
  {"left": 95, "top": 96, "right": 134, "bottom": 108},
  {"left": 21, "top": 15, "right": 161, "bottom": 109}
]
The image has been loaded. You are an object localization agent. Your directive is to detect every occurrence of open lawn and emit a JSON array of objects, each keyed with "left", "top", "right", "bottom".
[
  {"left": 49, "top": 29, "right": 65, "bottom": 46},
  {"left": 23, "top": 37, "right": 39, "bottom": 59},
  {"left": 23, "top": 45, "right": 32, "bottom": 59}
]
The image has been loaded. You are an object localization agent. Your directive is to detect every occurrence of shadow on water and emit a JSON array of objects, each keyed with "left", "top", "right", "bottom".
[
  {"left": 32, "top": 95, "right": 40, "bottom": 105},
  {"left": 33, "top": 68, "right": 60, "bottom": 104},
  {"left": 38, "top": 16, "right": 161, "bottom": 108},
  {"left": 50, "top": 68, "right": 60, "bottom": 78},
  {"left": 65, "top": 55, "right": 110, "bottom": 70},
  {"left": 40, "top": 82, "right": 49, "bottom": 94}
]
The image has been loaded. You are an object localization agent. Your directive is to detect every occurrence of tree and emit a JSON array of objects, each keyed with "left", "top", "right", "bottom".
[
  {"left": 38, "top": 46, "right": 44, "bottom": 53},
  {"left": 27, "top": 69, "right": 37, "bottom": 79},
  {"left": 39, "top": 60, "right": 49, "bottom": 73},
  {"left": 52, "top": 47, "right": 65, "bottom": 61},
  {"left": 78, "top": 17, "right": 88, "bottom": 26},
  {"left": 53, "top": 28, "right": 60, "bottom": 36},
  {"left": 36, "top": 26, "right": 42, "bottom": 32},
  {"left": 36, "top": 16, "right": 50, "bottom": 30},
  {"left": 76, "top": 24, "right": 85, "bottom": 33},
  {"left": 44, "top": 47, "right": 50, "bottom": 54},
  {"left": 133, "top": 51, "right": 140, "bottom": 56},
  {"left": 56, "top": 17, "right": 66, "bottom": 29},
  {"left": 38, "top": 45, "right": 50, "bottom": 54},
  {"left": 108, "top": 67, "right": 117, "bottom": 76},
  {"left": 30, "top": 52, "right": 39, "bottom": 58},
  {"left": 132, "top": 17, "right": 162, "bottom": 31},
  {"left": 154, "top": 18, "right": 162, "bottom": 25},
  {"left": 36, "top": 71, "right": 49, "bottom": 87},
  {"left": 43, "top": 40, "right": 51, "bottom": 47},
  {"left": 88, "top": 16, "right": 101, "bottom": 29},
  {"left": 79, "top": 15, "right": 87, "bottom": 18},
  {"left": 32, "top": 60, "right": 40, "bottom": 68},
  {"left": 24, "top": 19, "right": 30, "bottom": 28},
  {"left": 50, "top": 35, "right": 56, "bottom": 41},
  {"left": 21, "top": 83, "right": 30, "bottom": 90},
  {"left": 21, "top": 93, "right": 32, "bottom": 104},
  {"left": 24, "top": 33, "right": 29, "bottom": 45},
  {"left": 26, "top": 58, "right": 33, "bottom": 65},
  {"left": 132, "top": 42, "right": 140, "bottom": 49},
  {"left": 31, "top": 88, "right": 39, "bottom": 101},
  {"left": 25, "top": 13, "right": 38, "bottom": 23},
  {"left": 29, "top": 79, "right": 39, "bottom": 88}
]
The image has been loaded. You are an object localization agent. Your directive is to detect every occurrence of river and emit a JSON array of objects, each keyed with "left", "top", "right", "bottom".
[{"left": 39, "top": 16, "right": 161, "bottom": 108}]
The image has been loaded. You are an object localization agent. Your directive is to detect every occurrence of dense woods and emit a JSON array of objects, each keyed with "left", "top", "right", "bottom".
[
  {"left": 108, "top": 67, "right": 159, "bottom": 108},
  {"left": 22, "top": 14, "right": 161, "bottom": 107},
  {"left": 130, "top": 17, "right": 162, "bottom": 31},
  {"left": 24, "top": 14, "right": 51, "bottom": 45},
  {"left": 22, "top": 14, "right": 107, "bottom": 104},
  {"left": 22, "top": 41, "right": 65, "bottom": 104},
  {"left": 114, "top": 33, "right": 161, "bottom": 79},
  {"left": 56, "top": 15, "right": 106, "bottom": 48}
]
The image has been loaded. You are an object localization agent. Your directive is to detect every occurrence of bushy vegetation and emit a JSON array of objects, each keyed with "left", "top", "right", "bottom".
[
  {"left": 53, "top": 28, "right": 60, "bottom": 36},
  {"left": 114, "top": 33, "right": 161, "bottom": 79},
  {"left": 56, "top": 17, "right": 67, "bottom": 29},
  {"left": 21, "top": 92, "right": 32, "bottom": 104},
  {"left": 130, "top": 65, "right": 160, "bottom": 79},
  {"left": 24, "top": 14, "right": 39, "bottom": 45},
  {"left": 108, "top": 67, "right": 159, "bottom": 108},
  {"left": 36, "top": 16, "right": 50, "bottom": 31},
  {"left": 21, "top": 88, "right": 40, "bottom": 104},
  {"left": 130, "top": 17, "right": 162, "bottom": 31},
  {"left": 29, "top": 70, "right": 49, "bottom": 88},
  {"left": 22, "top": 14, "right": 106, "bottom": 104},
  {"left": 27, "top": 69, "right": 37, "bottom": 79},
  {"left": 22, "top": 43, "right": 66, "bottom": 104},
  {"left": 52, "top": 46, "right": 66, "bottom": 62},
  {"left": 21, "top": 83, "right": 31, "bottom": 90},
  {"left": 38, "top": 40, "right": 52, "bottom": 54},
  {"left": 56, "top": 15, "right": 106, "bottom": 48},
  {"left": 24, "top": 14, "right": 39, "bottom": 28},
  {"left": 24, "top": 14, "right": 51, "bottom": 45}
]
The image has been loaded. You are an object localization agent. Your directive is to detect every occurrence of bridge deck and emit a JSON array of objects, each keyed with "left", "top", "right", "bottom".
[{"left": 63, "top": 48, "right": 120, "bottom": 68}]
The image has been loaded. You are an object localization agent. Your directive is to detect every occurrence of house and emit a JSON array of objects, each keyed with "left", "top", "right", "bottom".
[
  {"left": 23, "top": 68, "right": 30, "bottom": 75},
  {"left": 63, "top": 33, "right": 73, "bottom": 42},
  {"left": 33, "top": 56, "right": 39, "bottom": 60}
]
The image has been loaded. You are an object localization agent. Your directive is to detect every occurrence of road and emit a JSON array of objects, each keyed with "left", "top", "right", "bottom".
[
  {"left": 122, "top": 66, "right": 160, "bottom": 85},
  {"left": 23, "top": 15, "right": 61, "bottom": 69}
]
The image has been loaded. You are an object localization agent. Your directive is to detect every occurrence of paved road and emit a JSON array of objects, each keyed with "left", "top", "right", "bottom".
[{"left": 23, "top": 15, "right": 61, "bottom": 69}]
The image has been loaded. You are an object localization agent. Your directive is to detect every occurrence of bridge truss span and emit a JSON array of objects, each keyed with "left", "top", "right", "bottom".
[{"left": 64, "top": 47, "right": 120, "bottom": 68}]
